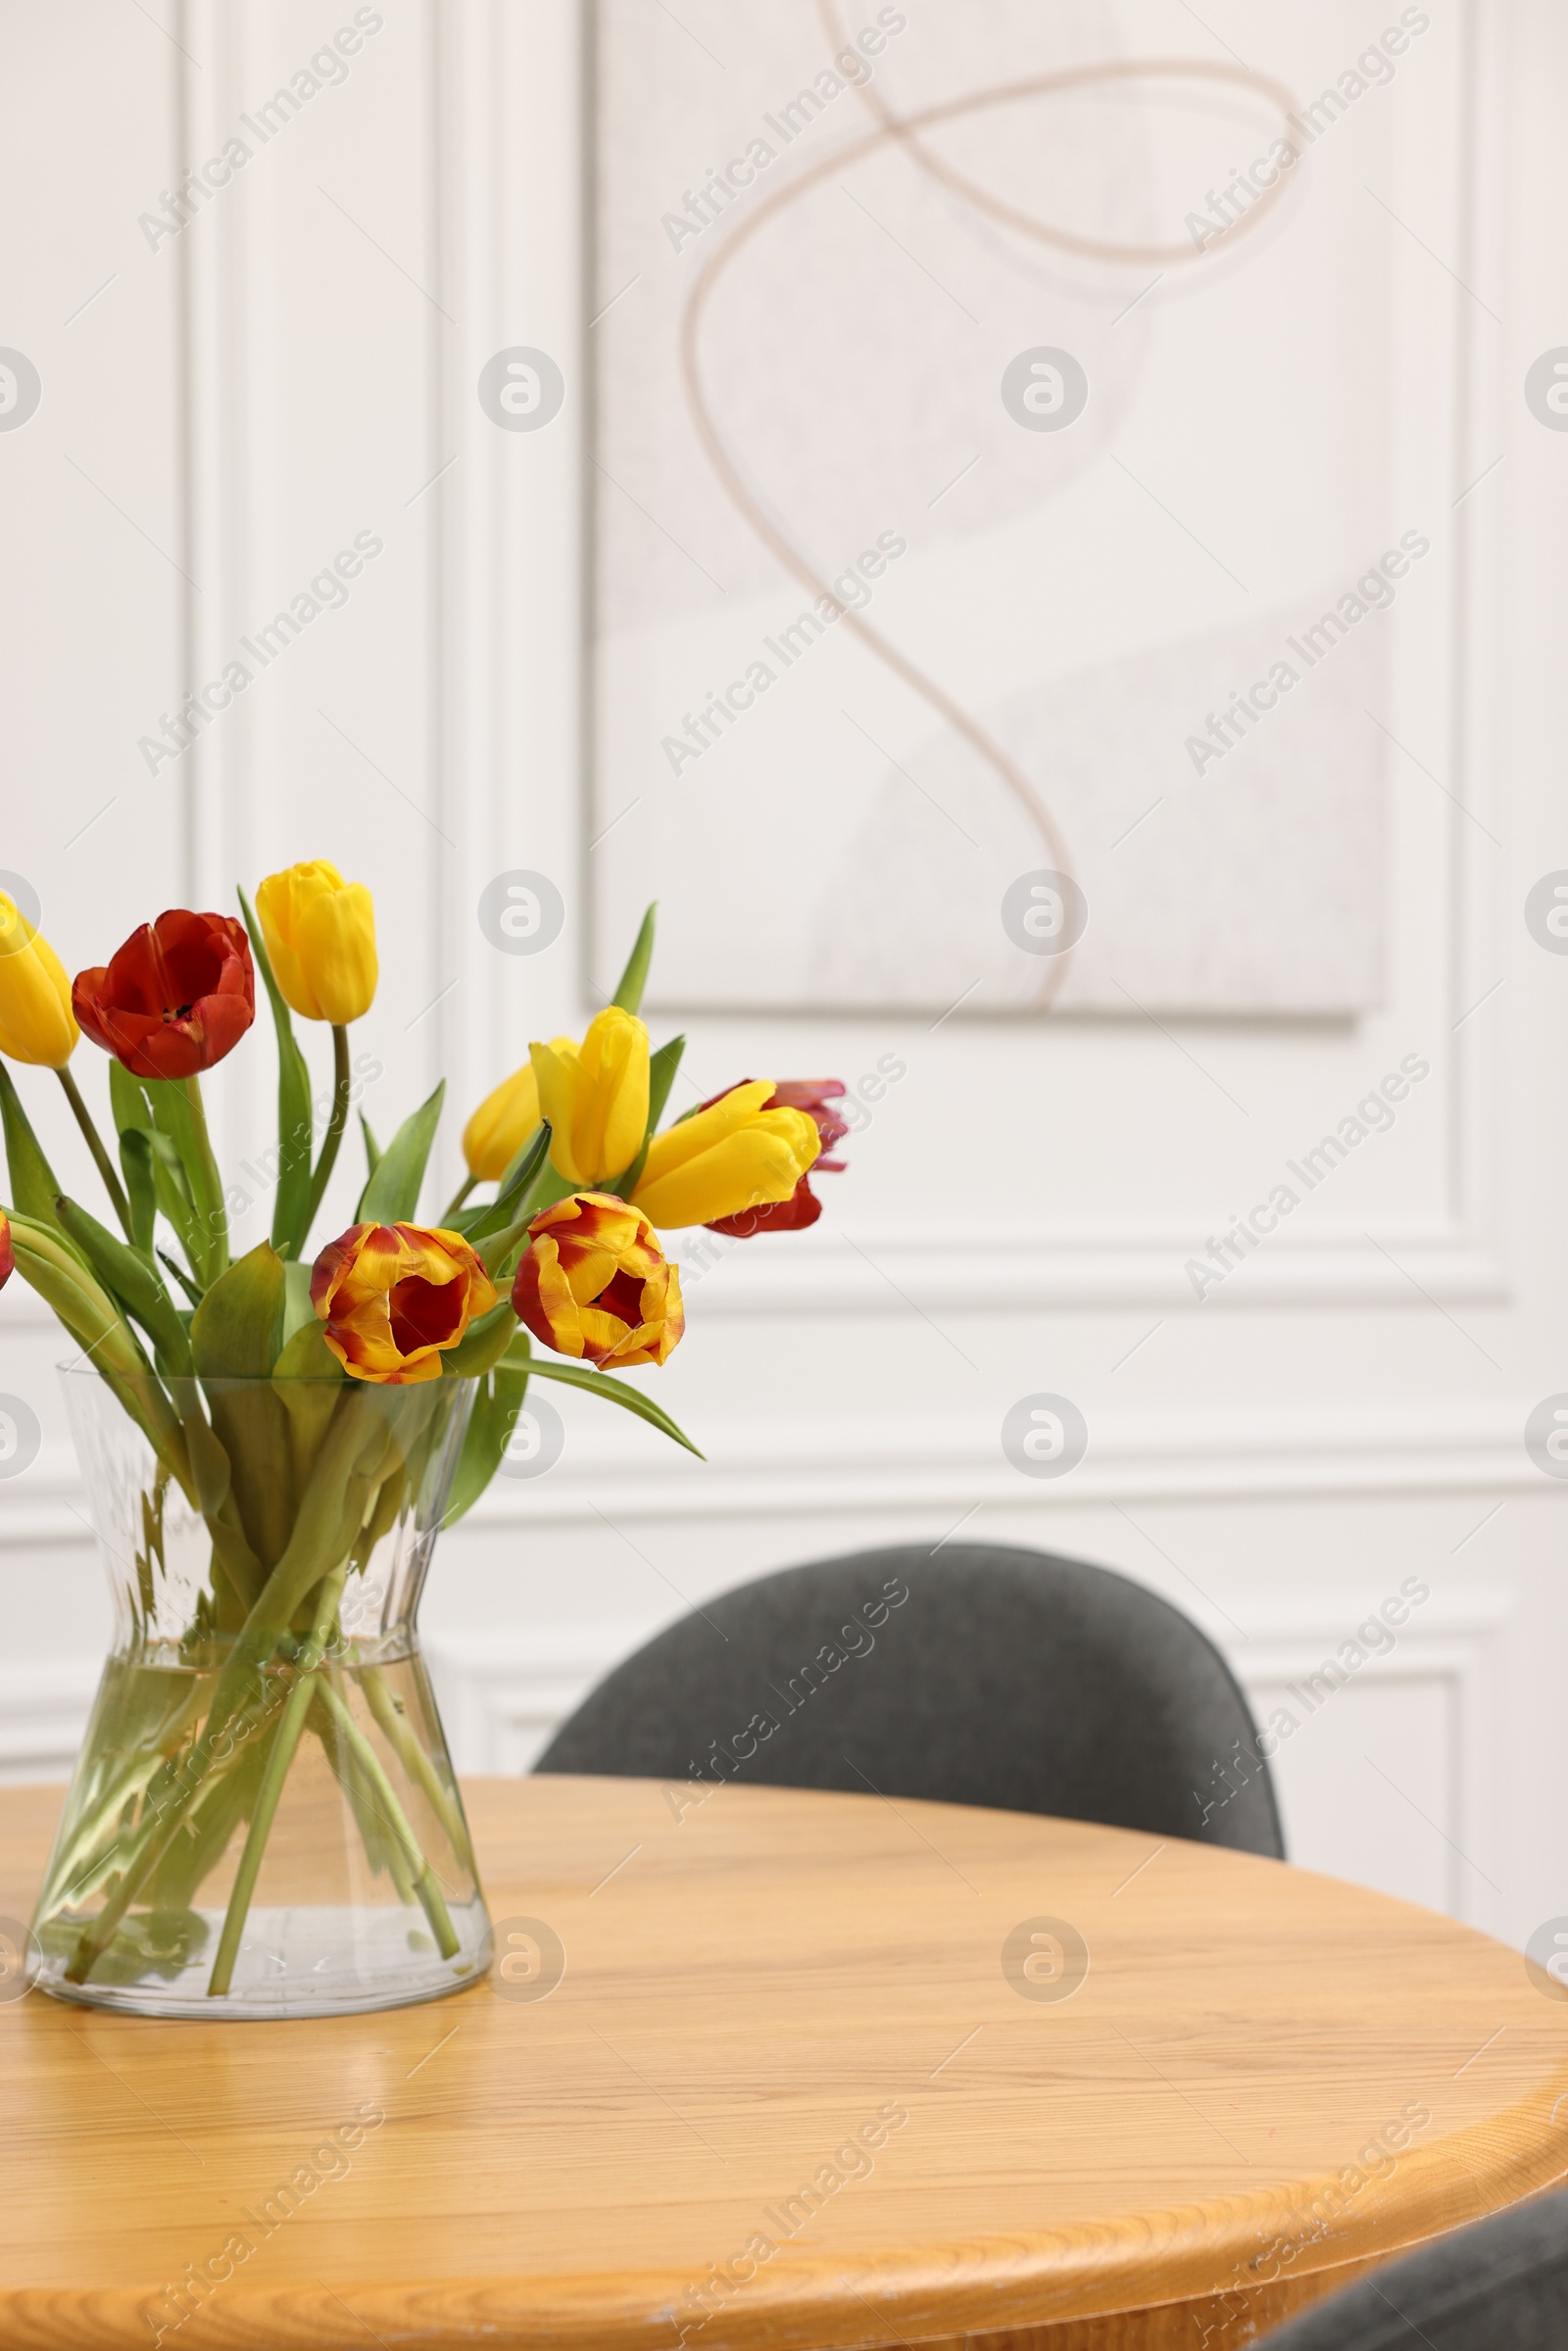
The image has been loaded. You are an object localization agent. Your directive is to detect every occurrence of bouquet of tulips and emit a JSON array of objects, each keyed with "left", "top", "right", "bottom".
[{"left": 0, "top": 865, "right": 846, "bottom": 2009}]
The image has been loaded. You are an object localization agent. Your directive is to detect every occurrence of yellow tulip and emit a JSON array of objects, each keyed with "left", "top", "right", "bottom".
[
  {"left": 255, "top": 859, "right": 377, "bottom": 1024},
  {"left": 631, "top": 1081, "right": 819, "bottom": 1230},
  {"left": 0, "top": 894, "right": 78, "bottom": 1068},
  {"left": 531, "top": 1007, "right": 649, "bottom": 1189},
  {"left": 462, "top": 1037, "right": 574, "bottom": 1181}
]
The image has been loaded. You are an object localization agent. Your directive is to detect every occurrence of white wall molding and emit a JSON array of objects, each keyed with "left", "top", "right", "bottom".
[
  {"left": 1, "top": 1399, "right": 1556, "bottom": 1565},
  {"left": 0, "top": 1661, "right": 104, "bottom": 1787},
  {"left": 0, "top": 1224, "right": 1510, "bottom": 1331},
  {"left": 460, "top": 1399, "right": 1558, "bottom": 1524},
  {"left": 676, "top": 1227, "right": 1510, "bottom": 1314}
]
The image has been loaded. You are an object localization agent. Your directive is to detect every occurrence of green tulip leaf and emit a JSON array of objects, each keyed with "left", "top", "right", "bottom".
[
  {"left": 115, "top": 1067, "right": 224, "bottom": 1289},
  {"left": 137, "top": 1076, "right": 227, "bottom": 1285},
  {"left": 439, "top": 1298, "right": 518, "bottom": 1380},
  {"left": 237, "top": 886, "right": 315, "bottom": 1259},
  {"left": 188, "top": 1243, "right": 294, "bottom": 1566},
  {"left": 360, "top": 1112, "right": 382, "bottom": 1181},
  {"left": 442, "top": 1364, "right": 530, "bottom": 1527},
  {"left": 466, "top": 1122, "right": 553, "bottom": 1245},
  {"left": 157, "top": 1248, "right": 204, "bottom": 1309},
  {"left": 610, "top": 902, "right": 658, "bottom": 1015},
  {"left": 107, "top": 1059, "right": 151, "bottom": 1141},
  {"left": 280, "top": 1257, "right": 317, "bottom": 1348},
  {"left": 609, "top": 1035, "right": 685, "bottom": 1199},
  {"left": 55, "top": 1196, "right": 193, "bottom": 1374},
  {"left": 144, "top": 1131, "right": 204, "bottom": 1280},
  {"left": 271, "top": 1315, "right": 338, "bottom": 1383},
  {"left": 190, "top": 1243, "right": 287, "bottom": 1381},
  {"left": 356, "top": 1082, "right": 444, "bottom": 1225},
  {"left": 0, "top": 1060, "right": 75, "bottom": 1249},
  {"left": 270, "top": 1316, "right": 345, "bottom": 1494},
  {"left": 119, "top": 1127, "right": 158, "bottom": 1254},
  {"left": 646, "top": 1034, "right": 685, "bottom": 1132},
  {"left": 506, "top": 1338, "right": 704, "bottom": 1458}
]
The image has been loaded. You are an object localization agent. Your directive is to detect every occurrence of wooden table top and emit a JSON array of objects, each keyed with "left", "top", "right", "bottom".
[{"left": 1, "top": 1775, "right": 1566, "bottom": 2351}]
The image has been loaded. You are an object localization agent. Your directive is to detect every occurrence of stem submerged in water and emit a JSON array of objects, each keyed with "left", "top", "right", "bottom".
[
  {"left": 317, "top": 1677, "right": 459, "bottom": 1958},
  {"left": 208, "top": 1568, "right": 349, "bottom": 1996},
  {"left": 49, "top": 1377, "right": 476, "bottom": 2001}
]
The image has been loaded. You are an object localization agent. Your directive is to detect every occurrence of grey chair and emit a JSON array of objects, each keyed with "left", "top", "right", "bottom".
[
  {"left": 1259, "top": 2185, "right": 1568, "bottom": 2347},
  {"left": 535, "top": 1542, "right": 1284, "bottom": 1856}
]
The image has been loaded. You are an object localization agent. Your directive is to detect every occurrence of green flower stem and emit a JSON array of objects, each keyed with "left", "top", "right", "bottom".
[
  {"left": 60, "top": 1690, "right": 284, "bottom": 1981},
  {"left": 56, "top": 1066, "right": 135, "bottom": 1241},
  {"left": 38, "top": 1688, "right": 204, "bottom": 1920},
  {"left": 361, "top": 1665, "right": 474, "bottom": 1876},
  {"left": 208, "top": 1566, "right": 349, "bottom": 1996},
  {"left": 63, "top": 1400, "right": 385, "bottom": 1982},
  {"left": 178, "top": 1074, "right": 228, "bottom": 1282},
  {"left": 301, "top": 1025, "right": 352, "bottom": 1245},
  {"left": 440, "top": 1173, "right": 477, "bottom": 1222},
  {"left": 226, "top": 1389, "right": 393, "bottom": 1647},
  {"left": 314, "top": 1690, "right": 418, "bottom": 1906},
  {"left": 316, "top": 1677, "right": 459, "bottom": 1958}
]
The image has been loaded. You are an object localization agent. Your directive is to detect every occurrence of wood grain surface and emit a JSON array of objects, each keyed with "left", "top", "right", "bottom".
[{"left": 0, "top": 1774, "right": 1564, "bottom": 2351}]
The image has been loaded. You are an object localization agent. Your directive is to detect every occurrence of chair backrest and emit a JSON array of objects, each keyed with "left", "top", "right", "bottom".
[
  {"left": 535, "top": 1542, "right": 1284, "bottom": 1857},
  {"left": 1258, "top": 2184, "right": 1568, "bottom": 2347}
]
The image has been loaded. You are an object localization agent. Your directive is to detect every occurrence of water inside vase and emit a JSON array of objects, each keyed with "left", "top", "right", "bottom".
[{"left": 34, "top": 1636, "right": 490, "bottom": 2019}]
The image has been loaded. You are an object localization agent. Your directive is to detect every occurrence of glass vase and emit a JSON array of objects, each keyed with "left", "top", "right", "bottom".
[{"left": 32, "top": 1364, "right": 491, "bottom": 2019}]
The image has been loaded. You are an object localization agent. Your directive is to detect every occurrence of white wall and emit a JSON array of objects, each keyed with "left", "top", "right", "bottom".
[{"left": 1, "top": 0, "right": 1564, "bottom": 1955}]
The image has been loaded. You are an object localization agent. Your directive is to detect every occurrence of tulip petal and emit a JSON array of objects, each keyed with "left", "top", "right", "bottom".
[
  {"left": 530, "top": 1040, "right": 585, "bottom": 1184},
  {"left": 533, "top": 1010, "right": 649, "bottom": 1188},
  {"left": 636, "top": 1081, "right": 775, "bottom": 1187},
  {"left": 312, "top": 1219, "right": 496, "bottom": 1383},
  {"left": 73, "top": 910, "right": 255, "bottom": 1081},
  {"left": 0, "top": 901, "right": 78, "bottom": 1069},
  {"left": 632, "top": 1106, "right": 819, "bottom": 1230},
  {"left": 511, "top": 1192, "right": 681, "bottom": 1369}
]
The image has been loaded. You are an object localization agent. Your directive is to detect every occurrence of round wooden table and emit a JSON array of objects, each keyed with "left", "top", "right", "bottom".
[{"left": 1, "top": 1775, "right": 1566, "bottom": 2350}]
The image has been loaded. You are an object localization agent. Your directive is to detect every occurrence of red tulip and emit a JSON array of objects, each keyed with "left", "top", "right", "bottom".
[
  {"left": 73, "top": 910, "right": 255, "bottom": 1081},
  {"left": 704, "top": 1079, "right": 848, "bottom": 1239}
]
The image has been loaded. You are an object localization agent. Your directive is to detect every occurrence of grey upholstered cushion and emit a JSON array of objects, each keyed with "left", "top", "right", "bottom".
[
  {"left": 1260, "top": 2186, "right": 1568, "bottom": 2347},
  {"left": 535, "top": 1543, "right": 1283, "bottom": 1856}
]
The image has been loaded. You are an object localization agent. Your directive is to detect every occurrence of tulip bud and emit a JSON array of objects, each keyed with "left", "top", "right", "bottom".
[
  {"left": 463, "top": 1037, "right": 575, "bottom": 1182},
  {"left": 631, "top": 1081, "right": 820, "bottom": 1231},
  {"left": 0, "top": 894, "right": 79, "bottom": 1069},
  {"left": 311, "top": 1221, "right": 498, "bottom": 1384},
  {"left": 512, "top": 1193, "right": 683, "bottom": 1369},
  {"left": 255, "top": 859, "right": 378, "bottom": 1025},
  {"left": 531, "top": 1007, "right": 649, "bottom": 1189}
]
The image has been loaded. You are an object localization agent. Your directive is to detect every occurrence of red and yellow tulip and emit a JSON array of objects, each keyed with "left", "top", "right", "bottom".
[
  {"left": 312, "top": 1222, "right": 498, "bottom": 1385},
  {"left": 512, "top": 1193, "right": 683, "bottom": 1369}
]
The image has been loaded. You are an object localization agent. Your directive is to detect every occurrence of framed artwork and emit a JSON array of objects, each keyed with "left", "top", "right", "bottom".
[{"left": 590, "top": 0, "right": 1459, "bottom": 1014}]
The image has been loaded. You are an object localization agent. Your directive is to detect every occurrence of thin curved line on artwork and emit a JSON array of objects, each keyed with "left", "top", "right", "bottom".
[{"left": 678, "top": 39, "right": 1297, "bottom": 1012}]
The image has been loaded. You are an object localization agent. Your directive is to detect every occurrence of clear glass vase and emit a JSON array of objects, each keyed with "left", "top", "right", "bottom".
[{"left": 32, "top": 1364, "right": 491, "bottom": 2019}]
